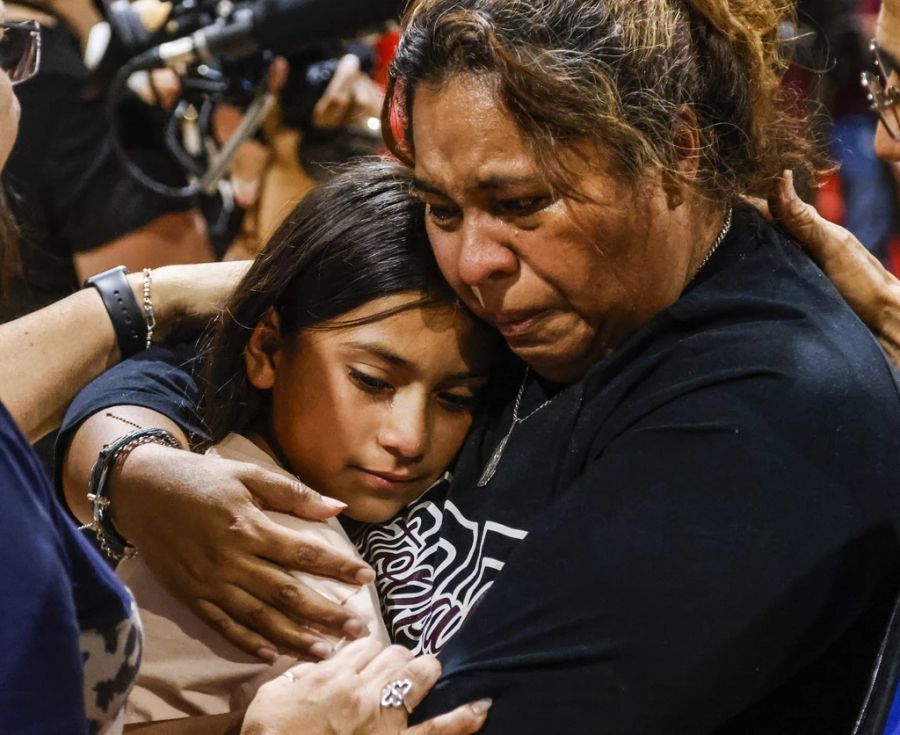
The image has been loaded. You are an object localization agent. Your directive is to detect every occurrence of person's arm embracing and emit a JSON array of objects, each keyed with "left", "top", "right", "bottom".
[
  {"left": 0, "top": 261, "right": 247, "bottom": 442},
  {"left": 769, "top": 170, "right": 900, "bottom": 367},
  {"left": 242, "top": 639, "right": 491, "bottom": 735},
  {"left": 58, "top": 349, "right": 376, "bottom": 661}
]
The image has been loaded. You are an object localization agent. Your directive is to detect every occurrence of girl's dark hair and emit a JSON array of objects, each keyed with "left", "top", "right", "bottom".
[{"left": 201, "top": 157, "right": 457, "bottom": 442}]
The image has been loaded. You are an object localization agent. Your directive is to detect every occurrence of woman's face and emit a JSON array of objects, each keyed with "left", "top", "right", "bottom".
[
  {"left": 246, "top": 293, "right": 490, "bottom": 523},
  {"left": 411, "top": 75, "right": 694, "bottom": 384},
  {"left": 0, "top": 2, "right": 19, "bottom": 170}
]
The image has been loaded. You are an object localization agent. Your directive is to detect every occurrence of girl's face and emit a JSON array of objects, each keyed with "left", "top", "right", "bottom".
[
  {"left": 246, "top": 293, "right": 491, "bottom": 523},
  {"left": 411, "top": 75, "right": 690, "bottom": 383}
]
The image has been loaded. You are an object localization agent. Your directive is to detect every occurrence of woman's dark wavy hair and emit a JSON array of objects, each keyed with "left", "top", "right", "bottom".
[
  {"left": 201, "top": 157, "right": 458, "bottom": 443},
  {"left": 383, "top": 0, "right": 824, "bottom": 202}
]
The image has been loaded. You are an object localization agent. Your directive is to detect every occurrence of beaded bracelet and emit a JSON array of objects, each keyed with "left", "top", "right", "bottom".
[
  {"left": 141, "top": 268, "right": 156, "bottom": 349},
  {"left": 80, "top": 427, "right": 180, "bottom": 561}
]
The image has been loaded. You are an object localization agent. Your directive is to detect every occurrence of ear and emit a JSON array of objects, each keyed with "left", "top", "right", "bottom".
[
  {"left": 661, "top": 106, "right": 702, "bottom": 209},
  {"left": 244, "top": 308, "right": 284, "bottom": 390}
]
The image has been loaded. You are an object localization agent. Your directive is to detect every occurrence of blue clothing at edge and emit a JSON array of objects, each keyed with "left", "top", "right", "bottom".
[{"left": 0, "top": 401, "right": 132, "bottom": 733}]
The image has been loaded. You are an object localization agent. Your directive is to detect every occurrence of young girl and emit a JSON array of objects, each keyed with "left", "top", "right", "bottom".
[{"left": 117, "top": 158, "right": 494, "bottom": 722}]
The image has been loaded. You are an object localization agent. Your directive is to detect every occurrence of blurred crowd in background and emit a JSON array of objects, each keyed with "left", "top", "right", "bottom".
[
  {"left": 0, "top": 0, "right": 399, "bottom": 323},
  {"left": 800, "top": 0, "right": 900, "bottom": 273},
  {"left": 1, "top": 0, "right": 898, "bottom": 330}
]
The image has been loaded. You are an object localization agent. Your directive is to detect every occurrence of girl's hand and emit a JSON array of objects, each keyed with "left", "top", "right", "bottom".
[
  {"left": 768, "top": 170, "right": 900, "bottom": 367},
  {"left": 110, "top": 443, "right": 377, "bottom": 659},
  {"left": 242, "top": 638, "right": 491, "bottom": 735}
]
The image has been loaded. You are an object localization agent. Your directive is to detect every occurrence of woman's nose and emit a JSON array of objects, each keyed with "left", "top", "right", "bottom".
[
  {"left": 456, "top": 213, "right": 519, "bottom": 287},
  {"left": 378, "top": 393, "right": 428, "bottom": 461}
]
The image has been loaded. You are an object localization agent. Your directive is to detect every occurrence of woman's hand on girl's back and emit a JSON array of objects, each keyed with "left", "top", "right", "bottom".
[
  {"left": 768, "top": 170, "right": 900, "bottom": 367},
  {"left": 108, "top": 442, "right": 377, "bottom": 659},
  {"left": 242, "top": 638, "right": 491, "bottom": 735}
]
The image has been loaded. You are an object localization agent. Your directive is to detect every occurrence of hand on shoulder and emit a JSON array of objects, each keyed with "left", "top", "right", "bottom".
[{"left": 767, "top": 170, "right": 900, "bottom": 368}]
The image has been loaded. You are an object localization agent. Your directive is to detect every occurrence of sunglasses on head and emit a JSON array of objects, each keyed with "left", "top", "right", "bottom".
[{"left": 0, "top": 20, "right": 40, "bottom": 86}]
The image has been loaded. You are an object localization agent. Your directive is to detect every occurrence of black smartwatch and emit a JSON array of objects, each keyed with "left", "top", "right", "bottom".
[{"left": 84, "top": 266, "right": 146, "bottom": 358}]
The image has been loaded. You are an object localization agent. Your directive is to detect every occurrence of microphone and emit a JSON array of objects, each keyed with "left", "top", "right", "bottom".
[{"left": 154, "top": 0, "right": 402, "bottom": 67}]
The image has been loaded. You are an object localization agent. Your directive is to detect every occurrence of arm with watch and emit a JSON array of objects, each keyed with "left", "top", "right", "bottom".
[
  {"left": 0, "top": 261, "right": 246, "bottom": 442},
  {"left": 55, "top": 292, "right": 376, "bottom": 661}
]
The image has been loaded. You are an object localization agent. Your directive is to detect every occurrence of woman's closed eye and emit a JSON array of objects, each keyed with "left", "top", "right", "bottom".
[
  {"left": 349, "top": 368, "right": 392, "bottom": 395},
  {"left": 437, "top": 390, "right": 479, "bottom": 413},
  {"left": 425, "top": 202, "right": 460, "bottom": 226},
  {"left": 495, "top": 196, "right": 552, "bottom": 218}
]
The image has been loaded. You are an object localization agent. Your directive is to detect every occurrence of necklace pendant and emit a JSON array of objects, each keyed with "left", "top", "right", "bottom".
[{"left": 477, "top": 431, "right": 512, "bottom": 487}]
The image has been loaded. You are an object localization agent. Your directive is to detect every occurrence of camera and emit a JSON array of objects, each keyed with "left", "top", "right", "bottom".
[{"left": 93, "top": 0, "right": 395, "bottom": 197}]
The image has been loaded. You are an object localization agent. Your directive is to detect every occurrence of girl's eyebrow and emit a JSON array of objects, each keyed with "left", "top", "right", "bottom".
[
  {"left": 345, "top": 340, "right": 409, "bottom": 368},
  {"left": 344, "top": 340, "right": 487, "bottom": 381}
]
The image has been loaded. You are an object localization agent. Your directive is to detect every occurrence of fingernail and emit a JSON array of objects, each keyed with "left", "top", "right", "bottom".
[
  {"left": 470, "top": 698, "right": 493, "bottom": 716},
  {"left": 232, "top": 177, "right": 259, "bottom": 207},
  {"left": 257, "top": 646, "right": 279, "bottom": 662},
  {"left": 321, "top": 495, "right": 347, "bottom": 510},
  {"left": 309, "top": 641, "right": 333, "bottom": 660},
  {"left": 343, "top": 617, "right": 369, "bottom": 637},
  {"left": 355, "top": 567, "right": 376, "bottom": 584}
]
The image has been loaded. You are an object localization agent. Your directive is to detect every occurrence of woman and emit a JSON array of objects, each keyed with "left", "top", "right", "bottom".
[{"left": 60, "top": 0, "right": 900, "bottom": 732}]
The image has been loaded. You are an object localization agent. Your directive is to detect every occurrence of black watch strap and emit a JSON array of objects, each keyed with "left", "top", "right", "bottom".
[{"left": 84, "top": 266, "right": 146, "bottom": 358}]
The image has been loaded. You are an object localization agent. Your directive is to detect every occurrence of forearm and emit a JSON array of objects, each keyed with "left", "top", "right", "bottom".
[
  {"left": 0, "top": 284, "right": 129, "bottom": 441},
  {"left": 62, "top": 405, "right": 189, "bottom": 526},
  {"left": 1, "top": 261, "right": 247, "bottom": 443},
  {"left": 74, "top": 211, "right": 214, "bottom": 283},
  {"left": 125, "top": 710, "right": 244, "bottom": 735}
]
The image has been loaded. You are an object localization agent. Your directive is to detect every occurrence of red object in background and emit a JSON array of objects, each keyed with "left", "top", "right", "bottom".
[
  {"left": 372, "top": 29, "right": 411, "bottom": 160},
  {"left": 815, "top": 172, "right": 847, "bottom": 226},
  {"left": 373, "top": 30, "right": 400, "bottom": 88},
  {"left": 857, "top": 0, "right": 881, "bottom": 13},
  {"left": 890, "top": 236, "right": 900, "bottom": 275}
]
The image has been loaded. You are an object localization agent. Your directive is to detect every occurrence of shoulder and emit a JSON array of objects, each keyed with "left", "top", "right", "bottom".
[
  {"left": 620, "top": 206, "right": 896, "bottom": 410},
  {"left": 579, "top": 208, "right": 900, "bottom": 472}
]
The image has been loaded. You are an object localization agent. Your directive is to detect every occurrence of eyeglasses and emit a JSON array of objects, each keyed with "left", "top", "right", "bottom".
[
  {"left": 0, "top": 20, "right": 40, "bottom": 86},
  {"left": 863, "top": 38, "right": 900, "bottom": 141}
]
